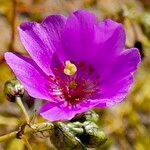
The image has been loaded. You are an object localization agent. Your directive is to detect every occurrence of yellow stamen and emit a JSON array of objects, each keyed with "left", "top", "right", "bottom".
[
  {"left": 69, "top": 80, "right": 77, "bottom": 89},
  {"left": 64, "top": 60, "right": 77, "bottom": 76}
]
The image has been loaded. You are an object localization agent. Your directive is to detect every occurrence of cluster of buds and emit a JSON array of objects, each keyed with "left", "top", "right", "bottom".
[{"left": 50, "top": 110, "right": 107, "bottom": 149}]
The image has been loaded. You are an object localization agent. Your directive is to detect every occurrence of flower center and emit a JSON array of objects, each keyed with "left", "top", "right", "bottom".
[{"left": 48, "top": 61, "right": 100, "bottom": 105}]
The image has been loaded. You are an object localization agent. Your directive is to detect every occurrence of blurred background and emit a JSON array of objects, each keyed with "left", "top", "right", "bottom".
[{"left": 0, "top": 0, "right": 150, "bottom": 149}]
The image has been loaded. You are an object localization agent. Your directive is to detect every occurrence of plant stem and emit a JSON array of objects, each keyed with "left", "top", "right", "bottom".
[
  {"left": 22, "top": 135, "right": 33, "bottom": 150},
  {"left": 15, "top": 96, "right": 30, "bottom": 124},
  {"left": 0, "top": 122, "right": 54, "bottom": 142}
]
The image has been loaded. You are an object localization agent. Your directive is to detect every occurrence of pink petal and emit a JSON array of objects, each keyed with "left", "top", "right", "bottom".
[
  {"left": 18, "top": 15, "right": 66, "bottom": 75},
  {"left": 61, "top": 9, "right": 97, "bottom": 62},
  {"left": 39, "top": 99, "right": 102, "bottom": 121},
  {"left": 93, "top": 19, "right": 126, "bottom": 69},
  {"left": 96, "top": 48, "right": 141, "bottom": 107},
  {"left": 96, "top": 75, "right": 133, "bottom": 107}
]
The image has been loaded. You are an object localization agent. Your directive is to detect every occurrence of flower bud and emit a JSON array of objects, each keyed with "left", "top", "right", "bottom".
[
  {"left": 80, "top": 121, "right": 107, "bottom": 148},
  {"left": 4, "top": 79, "right": 24, "bottom": 102},
  {"left": 72, "top": 110, "right": 99, "bottom": 123},
  {"left": 50, "top": 122, "right": 86, "bottom": 150}
]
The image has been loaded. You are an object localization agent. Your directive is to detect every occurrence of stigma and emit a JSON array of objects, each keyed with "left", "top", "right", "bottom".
[{"left": 64, "top": 60, "right": 77, "bottom": 76}]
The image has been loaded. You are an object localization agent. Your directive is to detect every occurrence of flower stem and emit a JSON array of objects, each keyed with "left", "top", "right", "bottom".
[
  {"left": 15, "top": 96, "right": 30, "bottom": 124},
  {"left": 22, "top": 135, "right": 33, "bottom": 150},
  {"left": 0, "top": 131, "right": 17, "bottom": 142},
  {"left": 0, "top": 122, "right": 54, "bottom": 142}
]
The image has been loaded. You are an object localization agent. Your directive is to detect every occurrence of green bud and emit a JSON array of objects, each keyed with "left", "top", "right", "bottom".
[
  {"left": 50, "top": 122, "right": 86, "bottom": 150},
  {"left": 72, "top": 110, "right": 99, "bottom": 123},
  {"left": 83, "top": 110, "right": 99, "bottom": 123},
  {"left": 79, "top": 121, "right": 107, "bottom": 148},
  {"left": 67, "top": 122, "right": 84, "bottom": 135},
  {"left": 4, "top": 79, "right": 24, "bottom": 102}
]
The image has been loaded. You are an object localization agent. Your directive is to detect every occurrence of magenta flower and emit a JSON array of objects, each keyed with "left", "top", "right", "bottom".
[{"left": 5, "top": 10, "right": 140, "bottom": 121}]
